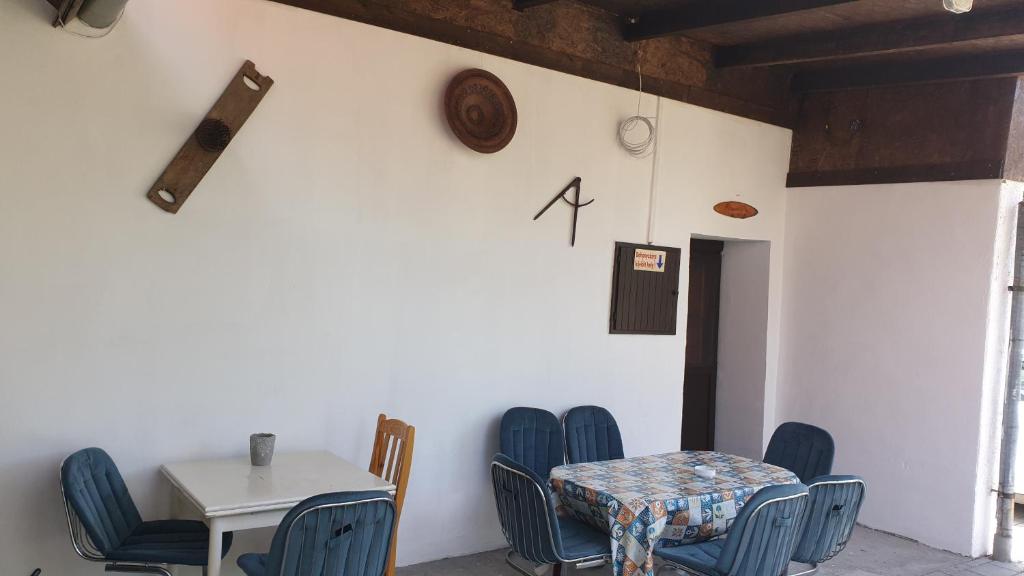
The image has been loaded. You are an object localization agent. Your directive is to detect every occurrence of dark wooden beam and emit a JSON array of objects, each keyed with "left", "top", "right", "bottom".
[
  {"left": 266, "top": 0, "right": 796, "bottom": 127},
  {"left": 793, "top": 49, "right": 1024, "bottom": 92},
  {"left": 787, "top": 160, "right": 1005, "bottom": 187},
  {"left": 718, "top": 5, "right": 1024, "bottom": 68},
  {"left": 623, "top": 0, "right": 859, "bottom": 42},
  {"left": 513, "top": 0, "right": 557, "bottom": 10},
  {"left": 788, "top": 77, "right": 1020, "bottom": 187}
]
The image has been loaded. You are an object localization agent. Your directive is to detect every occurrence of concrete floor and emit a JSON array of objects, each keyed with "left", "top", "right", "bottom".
[{"left": 397, "top": 526, "right": 1024, "bottom": 576}]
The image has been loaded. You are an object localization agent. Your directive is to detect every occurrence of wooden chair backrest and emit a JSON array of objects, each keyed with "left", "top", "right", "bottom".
[{"left": 369, "top": 414, "right": 415, "bottom": 576}]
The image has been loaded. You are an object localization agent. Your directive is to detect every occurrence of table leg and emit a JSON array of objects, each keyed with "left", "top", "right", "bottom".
[{"left": 207, "top": 517, "right": 223, "bottom": 576}]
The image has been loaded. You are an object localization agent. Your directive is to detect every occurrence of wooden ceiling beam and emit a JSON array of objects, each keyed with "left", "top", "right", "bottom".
[
  {"left": 718, "top": 5, "right": 1024, "bottom": 68},
  {"left": 623, "top": 0, "right": 859, "bottom": 42},
  {"left": 793, "top": 49, "right": 1024, "bottom": 92},
  {"left": 513, "top": 0, "right": 558, "bottom": 9}
]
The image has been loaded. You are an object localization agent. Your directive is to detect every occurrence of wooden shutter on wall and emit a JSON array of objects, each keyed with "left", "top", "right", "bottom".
[{"left": 609, "top": 242, "right": 682, "bottom": 335}]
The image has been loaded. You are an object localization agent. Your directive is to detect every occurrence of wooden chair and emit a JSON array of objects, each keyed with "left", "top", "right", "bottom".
[{"left": 369, "top": 414, "right": 415, "bottom": 576}]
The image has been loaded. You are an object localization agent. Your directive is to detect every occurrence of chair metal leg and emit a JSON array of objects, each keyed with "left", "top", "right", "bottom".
[
  {"left": 656, "top": 562, "right": 708, "bottom": 576},
  {"left": 656, "top": 564, "right": 677, "bottom": 576},
  {"left": 505, "top": 551, "right": 606, "bottom": 575},
  {"left": 104, "top": 564, "right": 173, "bottom": 576},
  {"left": 505, "top": 551, "right": 553, "bottom": 576},
  {"left": 786, "top": 563, "right": 819, "bottom": 576},
  {"left": 573, "top": 558, "right": 608, "bottom": 570}
]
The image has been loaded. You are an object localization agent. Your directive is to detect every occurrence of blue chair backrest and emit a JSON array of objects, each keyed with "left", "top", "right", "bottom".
[
  {"left": 764, "top": 422, "right": 835, "bottom": 483},
  {"left": 489, "top": 453, "right": 563, "bottom": 564},
  {"left": 60, "top": 448, "right": 143, "bottom": 554},
  {"left": 563, "top": 406, "right": 624, "bottom": 464},
  {"left": 716, "top": 483, "right": 809, "bottom": 576},
  {"left": 500, "top": 407, "right": 565, "bottom": 477},
  {"left": 792, "top": 475, "right": 865, "bottom": 565},
  {"left": 262, "top": 491, "right": 395, "bottom": 576}
]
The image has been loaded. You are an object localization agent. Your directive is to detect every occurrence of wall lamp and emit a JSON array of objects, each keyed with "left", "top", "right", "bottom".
[
  {"left": 50, "top": 0, "right": 128, "bottom": 37},
  {"left": 943, "top": 0, "right": 973, "bottom": 14}
]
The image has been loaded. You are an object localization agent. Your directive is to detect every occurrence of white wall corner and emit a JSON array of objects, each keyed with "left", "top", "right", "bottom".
[
  {"left": 777, "top": 180, "right": 1013, "bottom": 556},
  {"left": 971, "top": 181, "right": 1024, "bottom": 557}
]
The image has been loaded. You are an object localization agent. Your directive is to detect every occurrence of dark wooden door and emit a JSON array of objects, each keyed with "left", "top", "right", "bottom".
[{"left": 682, "top": 239, "right": 723, "bottom": 451}]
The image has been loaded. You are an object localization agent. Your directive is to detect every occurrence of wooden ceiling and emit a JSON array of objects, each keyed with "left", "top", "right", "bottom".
[
  {"left": 31, "top": 0, "right": 1021, "bottom": 188},
  {"left": 270, "top": 0, "right": 1024, "bottom": 126},
  {"left": 477, "top": 0, "right": 1024, "bottom": 187},
  {"left": 579, "top": 0, "right": 1019, "bottom": 43},
  {"left": 521, "top": 0, "right": 1024, "bottom": 91}
]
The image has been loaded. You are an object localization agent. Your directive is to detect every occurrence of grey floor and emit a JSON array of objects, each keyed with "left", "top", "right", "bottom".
[{"left": 397, "top": 524, "right": 1024, "bottom": 576}]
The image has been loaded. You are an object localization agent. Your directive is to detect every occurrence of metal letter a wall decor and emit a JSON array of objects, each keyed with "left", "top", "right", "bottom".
[{"left": 533, "top": 177, "right": 593, "bottom": 247}]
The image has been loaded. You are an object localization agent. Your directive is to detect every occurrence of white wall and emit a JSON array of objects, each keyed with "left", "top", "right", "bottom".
[
  {"left": 987, "top": 181, "right": 1024, "bottom": 556},
  {"left": 778, "top": 180, "right": 1020, "bottom": 556},
  {"left": 0, "top": 1, "right": 793, "bottom": 575},
  {"left": 716, "top": 241, "right": 772, "bottom": 460}
]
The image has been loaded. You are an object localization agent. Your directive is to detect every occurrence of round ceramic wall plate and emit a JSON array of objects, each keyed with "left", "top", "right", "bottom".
[{"left": 444, "top": 69, "right": 518, "bottom": 154}]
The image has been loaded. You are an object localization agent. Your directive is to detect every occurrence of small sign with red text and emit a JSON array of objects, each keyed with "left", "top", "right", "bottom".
[{"left": 634, "top": 249, "right": 667, "bottom": 272}]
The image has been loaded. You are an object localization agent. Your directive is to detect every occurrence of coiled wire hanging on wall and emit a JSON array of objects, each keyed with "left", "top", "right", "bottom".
[{"left": 618, "top": 50, "right": 658, "bottom": 158}]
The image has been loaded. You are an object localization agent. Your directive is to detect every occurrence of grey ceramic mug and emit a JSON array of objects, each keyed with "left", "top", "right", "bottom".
[{"left": 250, "top": 433, "right": 276, "bottom": 466}]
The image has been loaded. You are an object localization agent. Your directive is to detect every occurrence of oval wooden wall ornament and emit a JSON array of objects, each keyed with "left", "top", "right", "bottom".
[
  {"left": 444, "top": 69, "right": 518, "bottom": 154},
  {"left": 714, "top": 201, "right": 759, "bottom": 219}
]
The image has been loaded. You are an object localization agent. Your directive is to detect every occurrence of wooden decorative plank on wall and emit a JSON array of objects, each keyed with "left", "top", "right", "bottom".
[{"left": 147, "top": 61, "right": 274, "bottom": 213}]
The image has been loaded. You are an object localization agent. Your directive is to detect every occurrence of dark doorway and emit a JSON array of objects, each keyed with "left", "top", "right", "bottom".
[{"left": 682, "top": 239, "right": 723, "bottom": 451}]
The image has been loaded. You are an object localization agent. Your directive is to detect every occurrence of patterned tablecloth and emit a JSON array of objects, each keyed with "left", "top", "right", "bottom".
[{"left": 549, "top": 451, "right": 799, "bottom": 576}]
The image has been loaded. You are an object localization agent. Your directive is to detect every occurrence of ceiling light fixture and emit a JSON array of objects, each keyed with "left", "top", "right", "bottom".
[{"left": 943, "top": 0, "right": 973, "bottom": 14}]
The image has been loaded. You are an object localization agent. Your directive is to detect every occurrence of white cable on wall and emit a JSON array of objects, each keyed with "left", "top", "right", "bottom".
[
  {"left": 619, "top": 116, "right": 657, "bottom": 158},
  {"left": 618, "top": 48, "right": 663, "bottom": 244},
  {"left": 646, "top": 96, "right": 664, "bottom": 246},
  {"left": 618, "top": 59, "right": 658, "bottom": 159}
]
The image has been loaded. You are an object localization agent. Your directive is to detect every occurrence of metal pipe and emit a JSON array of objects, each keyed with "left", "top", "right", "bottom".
[{"left": 993, "top": 201, "right": 1024, "bottom": 562}]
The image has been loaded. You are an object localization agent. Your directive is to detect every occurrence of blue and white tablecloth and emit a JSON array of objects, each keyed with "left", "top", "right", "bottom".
[{"left": 549, "top": 451, "right": 799, "bottom": 576}]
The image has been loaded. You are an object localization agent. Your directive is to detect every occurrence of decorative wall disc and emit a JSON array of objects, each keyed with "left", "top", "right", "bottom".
[
  {"left": 714, "top": 201, "right": 759, "bottom": 219},
  {"left": 444, "top": 69, "right": 518, "bottom": 154}
]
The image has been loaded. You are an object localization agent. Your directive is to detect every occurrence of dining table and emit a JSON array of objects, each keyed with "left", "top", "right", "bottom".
[
  {"left": 162, "top": 450, "right": 395, "bottom": 576},
  {"left": 549, "top": 451, "right": 799, "bottom": 576}
]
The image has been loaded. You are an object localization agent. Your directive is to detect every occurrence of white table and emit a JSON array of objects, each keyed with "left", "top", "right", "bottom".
[{"left": 162, "top": 450, "right": 395, "bottom": 576}]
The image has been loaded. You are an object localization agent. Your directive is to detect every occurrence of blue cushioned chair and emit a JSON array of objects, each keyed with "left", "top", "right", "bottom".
[
  {"left": 655, "top": 484, "right": 809, "bottom": 576},
  {"left": 563, "top": 405, "right": 624, "bottom": 465},
  {"left": 60, "top": 447, "right": 233, "bottom": 576},
  {"left": 236, "top": 491, "right": 395, "bottom": 576},
  {"left": 764, "top": 423, "right": 835, "bottom": 483},
  {"left": 490, "top": 454, "right": 609, "bottom": 576},
  {"left": 500, "top": 407, "right": 565, "bottom": 478},
  {"left": 788, "top": 476, "right": 865, "bottom": 576}
]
